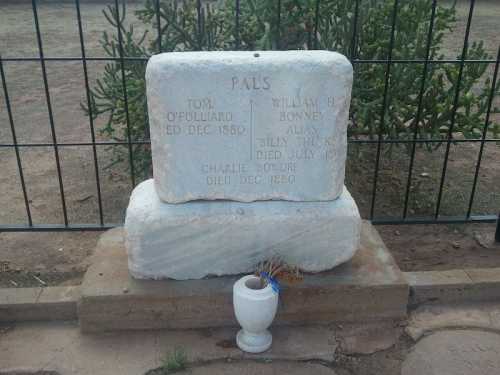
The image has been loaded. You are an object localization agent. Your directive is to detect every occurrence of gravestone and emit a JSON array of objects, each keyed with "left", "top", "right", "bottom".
[
  {"left": 125, "top": 51, "right": 361, "bottom": 280},
  {"left": 147, "top": 51, "right": 352, "bottom": 203}
]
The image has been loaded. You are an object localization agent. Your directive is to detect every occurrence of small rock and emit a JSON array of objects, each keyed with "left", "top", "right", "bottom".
[
  {"left": 76, "top": 194, "right": 93, "bottom": 203},
  {"left": 473, "top": 231, "right": 492, "bottom": 249},
  {"left": 216, "top": 339, "right": 236, "bottom": 349},
  {"left": 122, "top": 288, "right": 129, "bottom": 294},
  {"left": 32, "top": 274, "right": 47, "bottom": 286}
]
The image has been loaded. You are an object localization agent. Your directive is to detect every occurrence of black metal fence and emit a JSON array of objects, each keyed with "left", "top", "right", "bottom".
[{"left": 0, "top": 0, "right": 499, "bottom": 235}]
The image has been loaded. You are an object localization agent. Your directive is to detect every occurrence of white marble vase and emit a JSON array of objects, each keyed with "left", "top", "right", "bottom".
[{"left": 233, "top": 275, "right": 279, "bottom": 353}]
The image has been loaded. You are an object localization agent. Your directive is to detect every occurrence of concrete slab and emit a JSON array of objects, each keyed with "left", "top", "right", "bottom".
[
  {"left": 78, "top": 221, "right": 408, "bottom": 332},
  {"left": 0, "top": 287, "right": 41, "bottom": 321},
  {"left": 334, "top": 320, "right": 405, "bottom": 355},
  {"left": 0, "top": 321, "right": 160, "bottom": 375},
  {"left": 0, "top": 322, "right": 337, "bottom": 374},
  {"left": 154, "top": 325, "right": 338, "bottom": 362},
  {"left": 151, "top": 361, "right": 338, "bottom": 375},
  {"left": 0, "top": 286, "right": 79, "bottom": 323},
  {"left": 406, "top": 269, "right": 473, "bottom": 306},
  {"left": 465, "top": 267, "right": 500, "bottom": 283},
  {"left": 464, "top": 268, "right": 500, "bottom": 301},
  {"left": 406, "top": 268, "right": 500, "bottom": 307},
  {"left": 406, "top": 302, "right": 500, "bottom": 341},
  {"left": 402, "top": 330, "right": 500, "bottom": 375}
]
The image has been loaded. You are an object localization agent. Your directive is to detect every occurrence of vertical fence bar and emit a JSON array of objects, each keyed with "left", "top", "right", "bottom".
[
  {"left": 402, "top": 0, "right": 438, "bottom": 219},
  {"left": 435, "top": 0, "right": 475, "bottom": 218},
  {"left": 196, "top": 0, "right": 202, "bottom": 50},
  {"left": 114, "top": 0, "right": 136, "bottom": 188},
  {"left": 31, "top": 0, "right": 69, "bottom": 225},
  {"left": 75, "top": 0, "right": 104, "bottom": 226},
  {"left": 369, "top": 0, "right": 399, "bottom": 220},
  {"left": 276, "top": 0, "right": 281, "bottom": 50},
  {"left": 306, "top": 5, "right": 312, "bottom": 49},
  {"left": 235, "top": 0, "right": 240, "bottom": 50},
  {"left": 349, "top": 0, "right": 360, "bottom": 60},
  {"left": 496, "top": 213, "right": 500, "bottom": 243},
  {"left": 0, "top": 57, "right": 33, "bottom": 226},
  {"left": 313, "top": 0, "right": 321, "bottom": 49},
  {"left": 466, "top": 47, "right": 499, "bottom": 219},
  {"left": 155, "top": 0, "right": 162, "bottom": 53}
]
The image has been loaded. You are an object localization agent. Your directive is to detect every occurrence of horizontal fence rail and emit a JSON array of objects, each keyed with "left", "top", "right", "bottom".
[{"left": 0, "top": 0, "right": 498, "bottom": 236}]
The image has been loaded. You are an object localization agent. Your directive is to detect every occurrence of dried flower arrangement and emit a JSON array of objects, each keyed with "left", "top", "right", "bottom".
[{"left": 254, "top": 257, "right": 303, "bottom": 293}]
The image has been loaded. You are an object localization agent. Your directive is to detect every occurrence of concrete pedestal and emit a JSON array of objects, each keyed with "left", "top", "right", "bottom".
[{"left": 79, "top": 222, "right": 408, "bottom": 332}]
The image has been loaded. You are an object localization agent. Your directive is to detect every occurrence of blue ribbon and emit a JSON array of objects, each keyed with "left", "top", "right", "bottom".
[{"left": 260, "top": 272, "right": 281, "bottom": 294}]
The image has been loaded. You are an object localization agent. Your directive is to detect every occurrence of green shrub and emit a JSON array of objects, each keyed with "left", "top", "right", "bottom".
[{"left": 84, "top": 0, "right": 499, "bottom": 181}]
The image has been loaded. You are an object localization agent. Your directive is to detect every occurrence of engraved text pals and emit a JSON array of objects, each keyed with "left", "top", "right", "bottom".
[{"left": 232, "top": 76, "right": 271, "bottom": 90}]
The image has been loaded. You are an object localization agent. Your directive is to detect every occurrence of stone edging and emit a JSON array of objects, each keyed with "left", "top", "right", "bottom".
[
  {"left": 1, "top": 267, "right": 499, "bottom": 324},
  {"left": 404, "top": 267, "right": 500, "bottom": 307},
  {"left": 405, "top": 302, "right": 500, "bottom": 341},
  {"left": 0, "top": 286, "right": 79, "bottom": 322}
]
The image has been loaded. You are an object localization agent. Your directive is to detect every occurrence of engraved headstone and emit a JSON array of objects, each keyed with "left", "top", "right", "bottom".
[
  {"left": 146, "top": 51, "right": 353, "bottom": 203},
  {"left": 125, "top": 51, "right": 361, "bottom": 280}
]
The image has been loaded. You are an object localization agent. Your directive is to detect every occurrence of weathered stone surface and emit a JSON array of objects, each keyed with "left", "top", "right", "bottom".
[
  {"left": 335, "top": 320, "right": 404, "bottom": 355},
  {"left": 0, "top": 322, "right": 337, "bottom": 375},
  {"left": 125, "top": 179, "right": 361, "bottom": 280},
  {"left": 146, "top": 51, "right": 353, "bottom": 203},
  {"left": 406, "top": 302, "right": 500, "bottom": 341},
  {"left": 0, "top": 286, "right": 79, "bottom": 322},
  {"left": 402, "top": 330, "right": 500, "bottom": 375},
  {"left": 406, "top": 268, "right": 500, "bottom": 307},
  {"left": 79, "top": 222, "right": 408, "bottom": 332},
  {"left": 175, "top": 362, "right": 338, "bottom": 375}
]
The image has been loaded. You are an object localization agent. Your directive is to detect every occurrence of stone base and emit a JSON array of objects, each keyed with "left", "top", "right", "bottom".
[
  {"left": 125, "top": 179, "right": 361, "bottom": 280},
  {"left": 78, "top": 222, "right": 408, "bottom": 332}
]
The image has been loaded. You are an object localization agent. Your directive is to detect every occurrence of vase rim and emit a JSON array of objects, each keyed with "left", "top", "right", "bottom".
[{"left": 237, "top": 274, "right": 273, "bottom": 295}]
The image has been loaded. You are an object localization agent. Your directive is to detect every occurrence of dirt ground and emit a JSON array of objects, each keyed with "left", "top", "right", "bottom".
[
  {"left": 379, "top": 223, "right": 500, "bottom": 272},
  {"left": 0, "top": 0, "right": 499, "bottom": 287}
]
